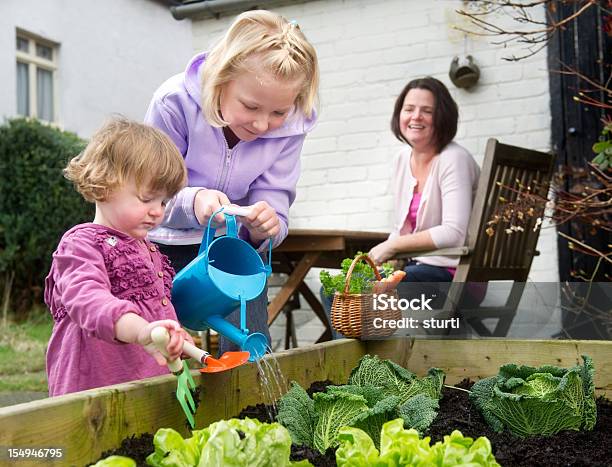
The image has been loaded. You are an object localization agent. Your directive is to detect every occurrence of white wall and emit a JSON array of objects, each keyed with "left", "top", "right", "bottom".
[
  {"left": 194, "top": 0, "right": 559, "bottom": 281},
  {"left": 1, "top": 0, "right": 193, "bottom": 138}
]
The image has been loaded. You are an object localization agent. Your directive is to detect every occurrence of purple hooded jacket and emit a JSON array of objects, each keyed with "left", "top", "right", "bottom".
[{"left": 144, "top": 53, "right": 317, "bottom": 249}]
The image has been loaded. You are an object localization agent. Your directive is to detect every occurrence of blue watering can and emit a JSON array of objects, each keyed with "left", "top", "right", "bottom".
[{"left": 171, "top": 206, "right": 272, "bottom": 361}]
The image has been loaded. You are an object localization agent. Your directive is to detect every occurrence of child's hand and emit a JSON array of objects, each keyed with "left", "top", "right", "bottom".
[
  {"left": 194, "top": 189, "right": 230, "bottom": 226},
  {"left": 241, "top": 201, "right": 280, "bottom": 242},
  {"left": 137, "top": 320, "right": 191, "bottom": 366}
]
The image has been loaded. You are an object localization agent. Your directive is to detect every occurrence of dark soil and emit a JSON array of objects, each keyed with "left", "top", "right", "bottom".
[
  {"left": 98, "top": 433, "right": 154, "bottom": 466},
  {"left": 94, "top": 379, "right": 612, "bottom": 467}
]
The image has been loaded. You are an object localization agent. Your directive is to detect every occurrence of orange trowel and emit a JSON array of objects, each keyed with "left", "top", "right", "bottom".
[{"left": 185, "top": 343, "right": 250, "bottom": 373}]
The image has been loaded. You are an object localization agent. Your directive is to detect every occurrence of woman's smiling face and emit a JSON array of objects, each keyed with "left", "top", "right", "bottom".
[
  {"left": 399, "top": 88, "right": 436, "bottom": 152},
  {"left": 219, "top": 60, "right": 303, "bottom": 142}
]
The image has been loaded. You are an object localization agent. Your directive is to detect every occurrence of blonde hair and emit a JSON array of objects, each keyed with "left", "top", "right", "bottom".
[
  {"left": 201, "top": 10, "right": 319, "bottom": 127},
  {"left": 64, "top": 117, "right": 187, "bottom": 202}
]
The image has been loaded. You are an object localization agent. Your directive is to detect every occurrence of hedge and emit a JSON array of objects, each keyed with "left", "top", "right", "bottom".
[{"left": 0, "top": 118, "right": 93, "bottom": 317}]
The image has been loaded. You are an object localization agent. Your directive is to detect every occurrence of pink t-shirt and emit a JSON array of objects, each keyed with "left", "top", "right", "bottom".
[
  {"left": 400, "top": 192, "right": 456, "bottom": 277},
  {"left": 44, "top": 223, "right": 178, "bottom": 396}
]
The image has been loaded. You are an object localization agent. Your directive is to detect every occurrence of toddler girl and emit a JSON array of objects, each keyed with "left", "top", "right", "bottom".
[{"left": 45, "top": 118, "right": 192, "bottom": 396}]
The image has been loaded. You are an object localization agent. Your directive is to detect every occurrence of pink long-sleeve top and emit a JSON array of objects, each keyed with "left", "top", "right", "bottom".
[
  {"left": 389, "top": 141, "right": 480, "bottom": 268},
  {"left": 44, "top": 224, "right": 177, "bottom": 396}
]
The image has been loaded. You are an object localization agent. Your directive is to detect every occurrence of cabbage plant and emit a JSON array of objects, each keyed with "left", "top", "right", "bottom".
[
  {"left": 276, "top": 355, "right": 445, "bottom": 453},
  {"left": 470, "top": 355, "right": 596, "bottom": 437}
]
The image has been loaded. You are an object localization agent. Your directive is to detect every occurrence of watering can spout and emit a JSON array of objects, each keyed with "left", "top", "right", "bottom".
[{"left": 205, "top": 314, "right": 268, "bottom": 362}]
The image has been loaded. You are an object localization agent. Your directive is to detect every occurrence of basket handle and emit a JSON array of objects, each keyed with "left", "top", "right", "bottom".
[{"left": 343, "top": 254, "right": 382, "bottom": 294}]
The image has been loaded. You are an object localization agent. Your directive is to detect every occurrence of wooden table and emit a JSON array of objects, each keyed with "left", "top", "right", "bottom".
[{"left": 267, "top": 229, "right": 388, "bottom": 347}]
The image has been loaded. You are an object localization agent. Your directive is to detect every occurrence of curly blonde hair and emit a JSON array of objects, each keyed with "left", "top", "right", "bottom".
[
  {"left": 64, "top": 117, "right": 187, "bottom": 202},
  {"left": 201, "top": 10, "right": 319, "bottom": 127}
]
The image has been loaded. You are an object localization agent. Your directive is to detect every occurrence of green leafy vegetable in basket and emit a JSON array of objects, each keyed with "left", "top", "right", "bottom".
[
  {"left": 320, "top": 253, "right": 393, "bottom": 296},
  {"left": 335, "top": 419, "right": 501, "bottom": 466}
]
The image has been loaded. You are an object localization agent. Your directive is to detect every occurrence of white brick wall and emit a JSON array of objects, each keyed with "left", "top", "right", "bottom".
[{"left": 191, "top": 0, "right": 558, "bottom": 282}]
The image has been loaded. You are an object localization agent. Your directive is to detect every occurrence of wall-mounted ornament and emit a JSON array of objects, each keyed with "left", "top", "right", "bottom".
[{"left": 449, "top": 55, "right": 480, "bottom": 89}]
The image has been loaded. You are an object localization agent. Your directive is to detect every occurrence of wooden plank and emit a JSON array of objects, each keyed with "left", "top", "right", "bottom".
[
  {"left": 370, "top": 339, "right": 612, "bottom": 397},
  {"left": 0, "top": 376, "right": 193, "bottom": 467},
  {"left": 286, "top": 229, "right": 389, "bottom": 240},
  {"left": 275, "top": 236, "right": 345, "bottom": 252}
]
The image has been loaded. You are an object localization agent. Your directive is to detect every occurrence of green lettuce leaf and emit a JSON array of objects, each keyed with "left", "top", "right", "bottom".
[
  {"left": 336, "top": 419, "right": 500, "bottom": 466},
  {"left": 91, "top": 456, "right": 136, "bottom": 467},
  {"left": 146, "top": 428, "right": 203, "bottom": 467},
  {"left": 146, "top": 419, "right": 310, "bottom": 467}
]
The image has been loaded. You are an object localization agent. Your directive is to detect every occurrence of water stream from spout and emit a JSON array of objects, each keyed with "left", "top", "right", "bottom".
[{"left": 254, "top": 345, "right": 288, "bottom": 422}]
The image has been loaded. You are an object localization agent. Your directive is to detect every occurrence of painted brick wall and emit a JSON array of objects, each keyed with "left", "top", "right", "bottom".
[{"left": 191, "top": 0, "right": 558, "bottom": 282}]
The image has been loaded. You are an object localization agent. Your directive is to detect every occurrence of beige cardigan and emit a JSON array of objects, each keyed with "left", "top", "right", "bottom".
[{"left": 389, "top": 141, "right": 480, "bottom": 268}]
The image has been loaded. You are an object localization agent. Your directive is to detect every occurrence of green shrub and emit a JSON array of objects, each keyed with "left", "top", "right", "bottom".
[{"left": 0, "top": 118, "right": 93, "bottom": 317}]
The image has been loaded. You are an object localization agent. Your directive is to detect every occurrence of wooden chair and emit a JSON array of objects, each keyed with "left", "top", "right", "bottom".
[{"left": 395, "top": 138, "right": 556, "bottom": 337}]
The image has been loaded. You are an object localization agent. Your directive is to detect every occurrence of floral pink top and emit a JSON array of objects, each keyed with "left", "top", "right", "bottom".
[{"left": 44, "top": 223, "right": 178, "bottom": 396}]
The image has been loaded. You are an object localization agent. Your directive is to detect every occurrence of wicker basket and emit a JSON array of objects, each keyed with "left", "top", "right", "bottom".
[{"left": 330, "top": 254, "right": 402, "bottom": 339}]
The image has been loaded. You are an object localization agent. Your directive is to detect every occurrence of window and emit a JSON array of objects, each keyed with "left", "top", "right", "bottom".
[{"left": 16, "top": 31, "right": 58, "bottom": 122}]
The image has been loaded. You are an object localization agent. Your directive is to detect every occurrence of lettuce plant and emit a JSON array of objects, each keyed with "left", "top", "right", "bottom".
[
  {"left": 470, "top": 355, "right": 597, "bottom": 437},
  {"left": 276, "top": 355, "right": 445, "bottom": 453},
  {"left": 335, "top": 418, "right": 501, "bottom": 466},
  {"left": 145, "top": 418, "right": 312, "bottom": 466},
  {"left": 92, "top": 456, "right": 136, "bottom": 467}
]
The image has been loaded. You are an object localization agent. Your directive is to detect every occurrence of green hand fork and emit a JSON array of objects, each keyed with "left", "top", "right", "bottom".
[{"left": 151, "top": 327, "right": 197, "bottom": 428}]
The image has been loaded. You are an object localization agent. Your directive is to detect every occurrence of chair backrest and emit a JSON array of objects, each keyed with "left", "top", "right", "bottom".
[{"left": 455, "top": 139, "right": 555, "bottom": 282}]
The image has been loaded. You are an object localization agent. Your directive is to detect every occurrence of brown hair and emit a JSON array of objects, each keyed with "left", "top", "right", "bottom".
[
  {"left": 390, "top": 77, "right": 458, "bottom": 153},
  {"left": 64, "top": 117, "right": 187, "bottom": 202},
  {"left": 201, "top": 10, "right": 319, "bottom": 127}
]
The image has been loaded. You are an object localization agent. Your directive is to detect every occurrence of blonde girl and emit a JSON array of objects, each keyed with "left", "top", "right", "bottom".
[
  {"left": 45, "top": 118, "right": 192, "bottom": 396},
  {"left": 145, "top": 10, "right": 320, "bottom": 354}
]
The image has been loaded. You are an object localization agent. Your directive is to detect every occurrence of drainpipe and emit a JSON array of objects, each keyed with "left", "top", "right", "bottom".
[{"left": 171, "top": 0, "right": 269, "bottom": 20}]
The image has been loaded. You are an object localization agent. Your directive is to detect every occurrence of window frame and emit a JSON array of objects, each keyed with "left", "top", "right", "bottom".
[{"left": 15, "top": 29, "right": 59, "bottom": 123}]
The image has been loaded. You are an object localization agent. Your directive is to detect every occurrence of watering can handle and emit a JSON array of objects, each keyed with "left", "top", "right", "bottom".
[
  {"left": 200, "top": 207, "right": 238, "bottom": 256},
  {"left": 151, "top": 327, "right": 183, "bottom": 373},
  {"left": 200, "top": 206, "right": 274, "bottom": 275},
  {"left": 221, "top": 205, "right": 252, "bottom": 217}
]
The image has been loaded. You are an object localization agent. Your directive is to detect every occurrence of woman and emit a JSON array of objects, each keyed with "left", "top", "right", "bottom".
[{"left": 369, "top": 77, "right": 480, "bottom": 282}]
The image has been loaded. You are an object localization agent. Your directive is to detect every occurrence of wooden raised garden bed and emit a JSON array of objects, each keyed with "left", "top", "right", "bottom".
[{"left": 0, "top": 338, "right": 610, "bottom": 466}]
